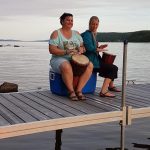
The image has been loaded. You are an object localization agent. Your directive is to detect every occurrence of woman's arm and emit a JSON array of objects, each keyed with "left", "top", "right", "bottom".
[
  {"left": 81, "top": 32, "right": 97, "bottom": 53},
  {"left": 49, "top": 45, "right": 66, "bottom": 56},
  {"left": 49, "top": 31, "right": 67, "bottom": 56}
]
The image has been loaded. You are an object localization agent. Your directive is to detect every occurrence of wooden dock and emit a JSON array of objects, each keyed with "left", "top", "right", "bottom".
[
  {"left": 0, "top": 83, "right": 150, "bottom": 140},
  {"left": 0, "top": 83, "right": 150, "bottom": 150}
]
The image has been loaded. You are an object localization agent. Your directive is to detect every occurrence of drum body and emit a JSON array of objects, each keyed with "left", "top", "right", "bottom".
[
  {"left": 102, "top": 52, "right": 116, "bottom": 64},
  {"left": 71, "top": 54, "right": 89, "bottom": 76}
]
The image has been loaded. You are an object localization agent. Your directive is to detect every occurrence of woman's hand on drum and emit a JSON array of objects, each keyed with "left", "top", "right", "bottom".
[
  {"left": 67, "top": 49, "right": 78, "bottom": 55},
  {"left": 78, "top": 46, "right": 86, "bottom": 54}
]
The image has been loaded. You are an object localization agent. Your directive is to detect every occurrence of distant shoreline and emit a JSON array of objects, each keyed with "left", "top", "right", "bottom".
[{"left": 1, "top": 30, "right": 150, "bottom": 43}]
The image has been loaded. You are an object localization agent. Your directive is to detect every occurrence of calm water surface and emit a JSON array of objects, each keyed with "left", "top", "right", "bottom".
[
  {"left": 0, "top": 41, "right": 150, "bottom": 149},
  {"left": 0, "top": 41, "right": 150, "bottom": 91}
]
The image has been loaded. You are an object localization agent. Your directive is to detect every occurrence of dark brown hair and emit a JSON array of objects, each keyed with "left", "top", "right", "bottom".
[{"left": 60, "top": 13, "right": 73, "bottom": 25}]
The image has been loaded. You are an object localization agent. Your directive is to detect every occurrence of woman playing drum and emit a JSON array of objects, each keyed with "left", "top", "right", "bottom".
[
  {"left": 81, "top": 16, "right": 121, "bottom": 98},
  {"left": 49, "top": 13, "right": 93, "bottom": 101}
]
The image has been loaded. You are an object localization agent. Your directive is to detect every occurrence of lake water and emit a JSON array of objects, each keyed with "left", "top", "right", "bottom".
[
  {"left": 0, "top": 41, "right": 150, "bottom": 91},
  {"left": 0, "top": 41, "right": 150, "bottom": 149}
]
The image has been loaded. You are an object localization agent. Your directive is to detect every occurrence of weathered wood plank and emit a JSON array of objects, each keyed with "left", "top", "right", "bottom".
[
  {"left": 126, "top": 88, "right": 150, "bottom": 102},
  {"left": 129, "top": 84, "right": 150, "bottom": 92},
  {"left": 1, "top": 94, "right": 50, "bottom": 121},
  {"left": 0, "top": 103, "right": 24, "bottom": 125},
  {"left": 94, "top": 86, "right": 150, "bottom": 108},
  {"left": 127, "top": 85, "right": 150, "bottom": 95},
  {"left": 22, "top": 92, "right": 82, "bottom": 116},
  {"left": 10, "top": 92, "right": 63, "bottom": 119},
  {"left": 29, "top": 91, "right": 89, "bottom": 114},
  {"left": 0, "top": 95, "right": 35, "bottom": 124},
  {"left": 116, "top": 94, "right": 150, "bottom": 108},
  {"left": 37, "top": 91, "right": 106, "bottom": 113},
  {"left": 0, "top": 115, "right": 10, "bottom": 126},
  {"left": 86, "top": 94, "right": 120, "bottom": 111}
]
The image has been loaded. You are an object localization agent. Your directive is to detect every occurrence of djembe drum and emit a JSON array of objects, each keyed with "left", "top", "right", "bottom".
[
  {"left": 71, "top": 54, "right": 89, "bottom": 76},
  {"left": 102, "top": 52, "right": 116, "bottom": 64}
]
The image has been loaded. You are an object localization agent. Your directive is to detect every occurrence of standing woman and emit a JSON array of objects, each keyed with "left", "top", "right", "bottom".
[
  {"left": 49, "top": 13, "right": 93, "bottom": 101},
  {"left": 81, "top": 16, "right": 121, "bottom": 98}
]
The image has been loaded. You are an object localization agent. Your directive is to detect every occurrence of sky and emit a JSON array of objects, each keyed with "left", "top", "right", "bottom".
[{"left": 0, "top": 0, "right": 150, "bottom": 41}]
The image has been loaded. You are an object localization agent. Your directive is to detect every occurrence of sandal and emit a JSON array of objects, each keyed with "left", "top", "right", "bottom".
[
  {"left": 99, "top": 91, "right": 116, "bottom": 98},
  {"left": 68, "top": 91, "right": 78, "bottom": 101},
  {"left": 108, "top": 86, "right": 121, "bottom": 92},
  {"left": 76, "top": 91, "right": 86, "bottom": 100}
]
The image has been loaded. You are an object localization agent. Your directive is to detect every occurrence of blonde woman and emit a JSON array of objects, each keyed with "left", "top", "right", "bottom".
[{"left": 81, "top": 16, "right": 121, "bottom": 98}]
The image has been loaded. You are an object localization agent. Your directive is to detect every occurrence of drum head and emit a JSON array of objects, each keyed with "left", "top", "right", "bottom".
[
  {"left": 102, "top": 52, "right": 116, "bottom": 57},
  {"left": 72, "top": 54, "right": 89, "bottom": 66}
]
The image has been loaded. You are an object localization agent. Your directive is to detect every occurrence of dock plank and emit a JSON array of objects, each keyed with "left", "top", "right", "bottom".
[
  {"left": 86, "top": 94, "right": 120, "bottom": 110},
  {"left": 2, "top": 93, "right": 50, "bottom": 121},
  {"left": 0, "top": 103, "right": 23, "bottom": 125},
  {"left": 37, "top": 91, "right": 106, "bottom": 113},
  {"left": 129, "top": 83, "right": 150, "bottom": 92},
  {"left": 0, "top": 95, "right": 35, "bottom": 124},
  {"left": 22, "top": 92, "right": 81, "bottom": 116},
  {"left": 0, "top": 115, "right": 10, "bottom": 126},
  {"left": 11, "top": 92, "right": 64, "bottom": 119},
  {"left": 0, "top": 84, "right": 150, "bottom": 139},
  {"left": 95, "top": 86, "right": 150, "bottom": 107}
]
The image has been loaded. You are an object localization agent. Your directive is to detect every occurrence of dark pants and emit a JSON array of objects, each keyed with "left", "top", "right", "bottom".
[{"left": 94, "top": 63, "right": 118, "bottom": 81}]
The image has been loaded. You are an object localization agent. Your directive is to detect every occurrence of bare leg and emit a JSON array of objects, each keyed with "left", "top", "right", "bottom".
[
  {"left": 109, "top": 81, "right": 114, "bottom": 88},
  {"left": 76, "top": 62, "right": 93, "bottom": 92},
  {"left": 100, "top": 78, "right": 115, "bottom": 97},
  {"left": 101, "top": 78, "right": 111, "bottom": 93},
  {"left": 60, "top": 61, "right": 74, "bottom": 93}
]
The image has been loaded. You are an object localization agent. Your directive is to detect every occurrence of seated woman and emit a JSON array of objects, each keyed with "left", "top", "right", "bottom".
[
  {"left": 81, "top": 16, "right": 121, "bottom": 98},
  {"left": 49, "top": 13, "right": 93, "bottom": 101}
]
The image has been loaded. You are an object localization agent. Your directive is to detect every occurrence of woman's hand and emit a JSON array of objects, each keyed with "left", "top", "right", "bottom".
[
  {"left": 97, "top": 44, "right": 108, "bottom": 52},
  {"left": 98, "top": 44, "right": 108, "bottom": 49},
  {"left": 67, "top": 49, "right": 78, "bottom": 55},
  {"left": 78, "top": 46, "right": 85, "bottom": 54}
]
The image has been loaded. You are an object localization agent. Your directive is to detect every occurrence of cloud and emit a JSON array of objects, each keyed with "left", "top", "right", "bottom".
[
  {"left": 0, "top": 0, "right": 90, "bottom": 17},
  {"left": 0, "top": 0, "right": 150, "bottom": 18},
  {"left": 0, "top": 0, "right": 150, "bottom": 40}
]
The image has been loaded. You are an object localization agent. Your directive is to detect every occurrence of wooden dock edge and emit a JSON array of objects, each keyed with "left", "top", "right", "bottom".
[
  {"left": 0, "top": 106, "right": 150, "bottom": 139},
  {"left": 0, "top": 111, "right": 122, "bottom": 139},
  {"left": 132, "top": 107, "right": 150, "bottom": 119}
]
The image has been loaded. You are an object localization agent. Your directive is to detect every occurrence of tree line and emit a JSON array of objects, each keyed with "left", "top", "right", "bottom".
[{"left": 96, "top": 30, "right": 150, "bottom": 42}]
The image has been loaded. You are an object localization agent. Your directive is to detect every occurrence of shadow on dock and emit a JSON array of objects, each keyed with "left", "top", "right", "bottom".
[{"left": 132, "top": 142, "right": 150, "bottom": 149}]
